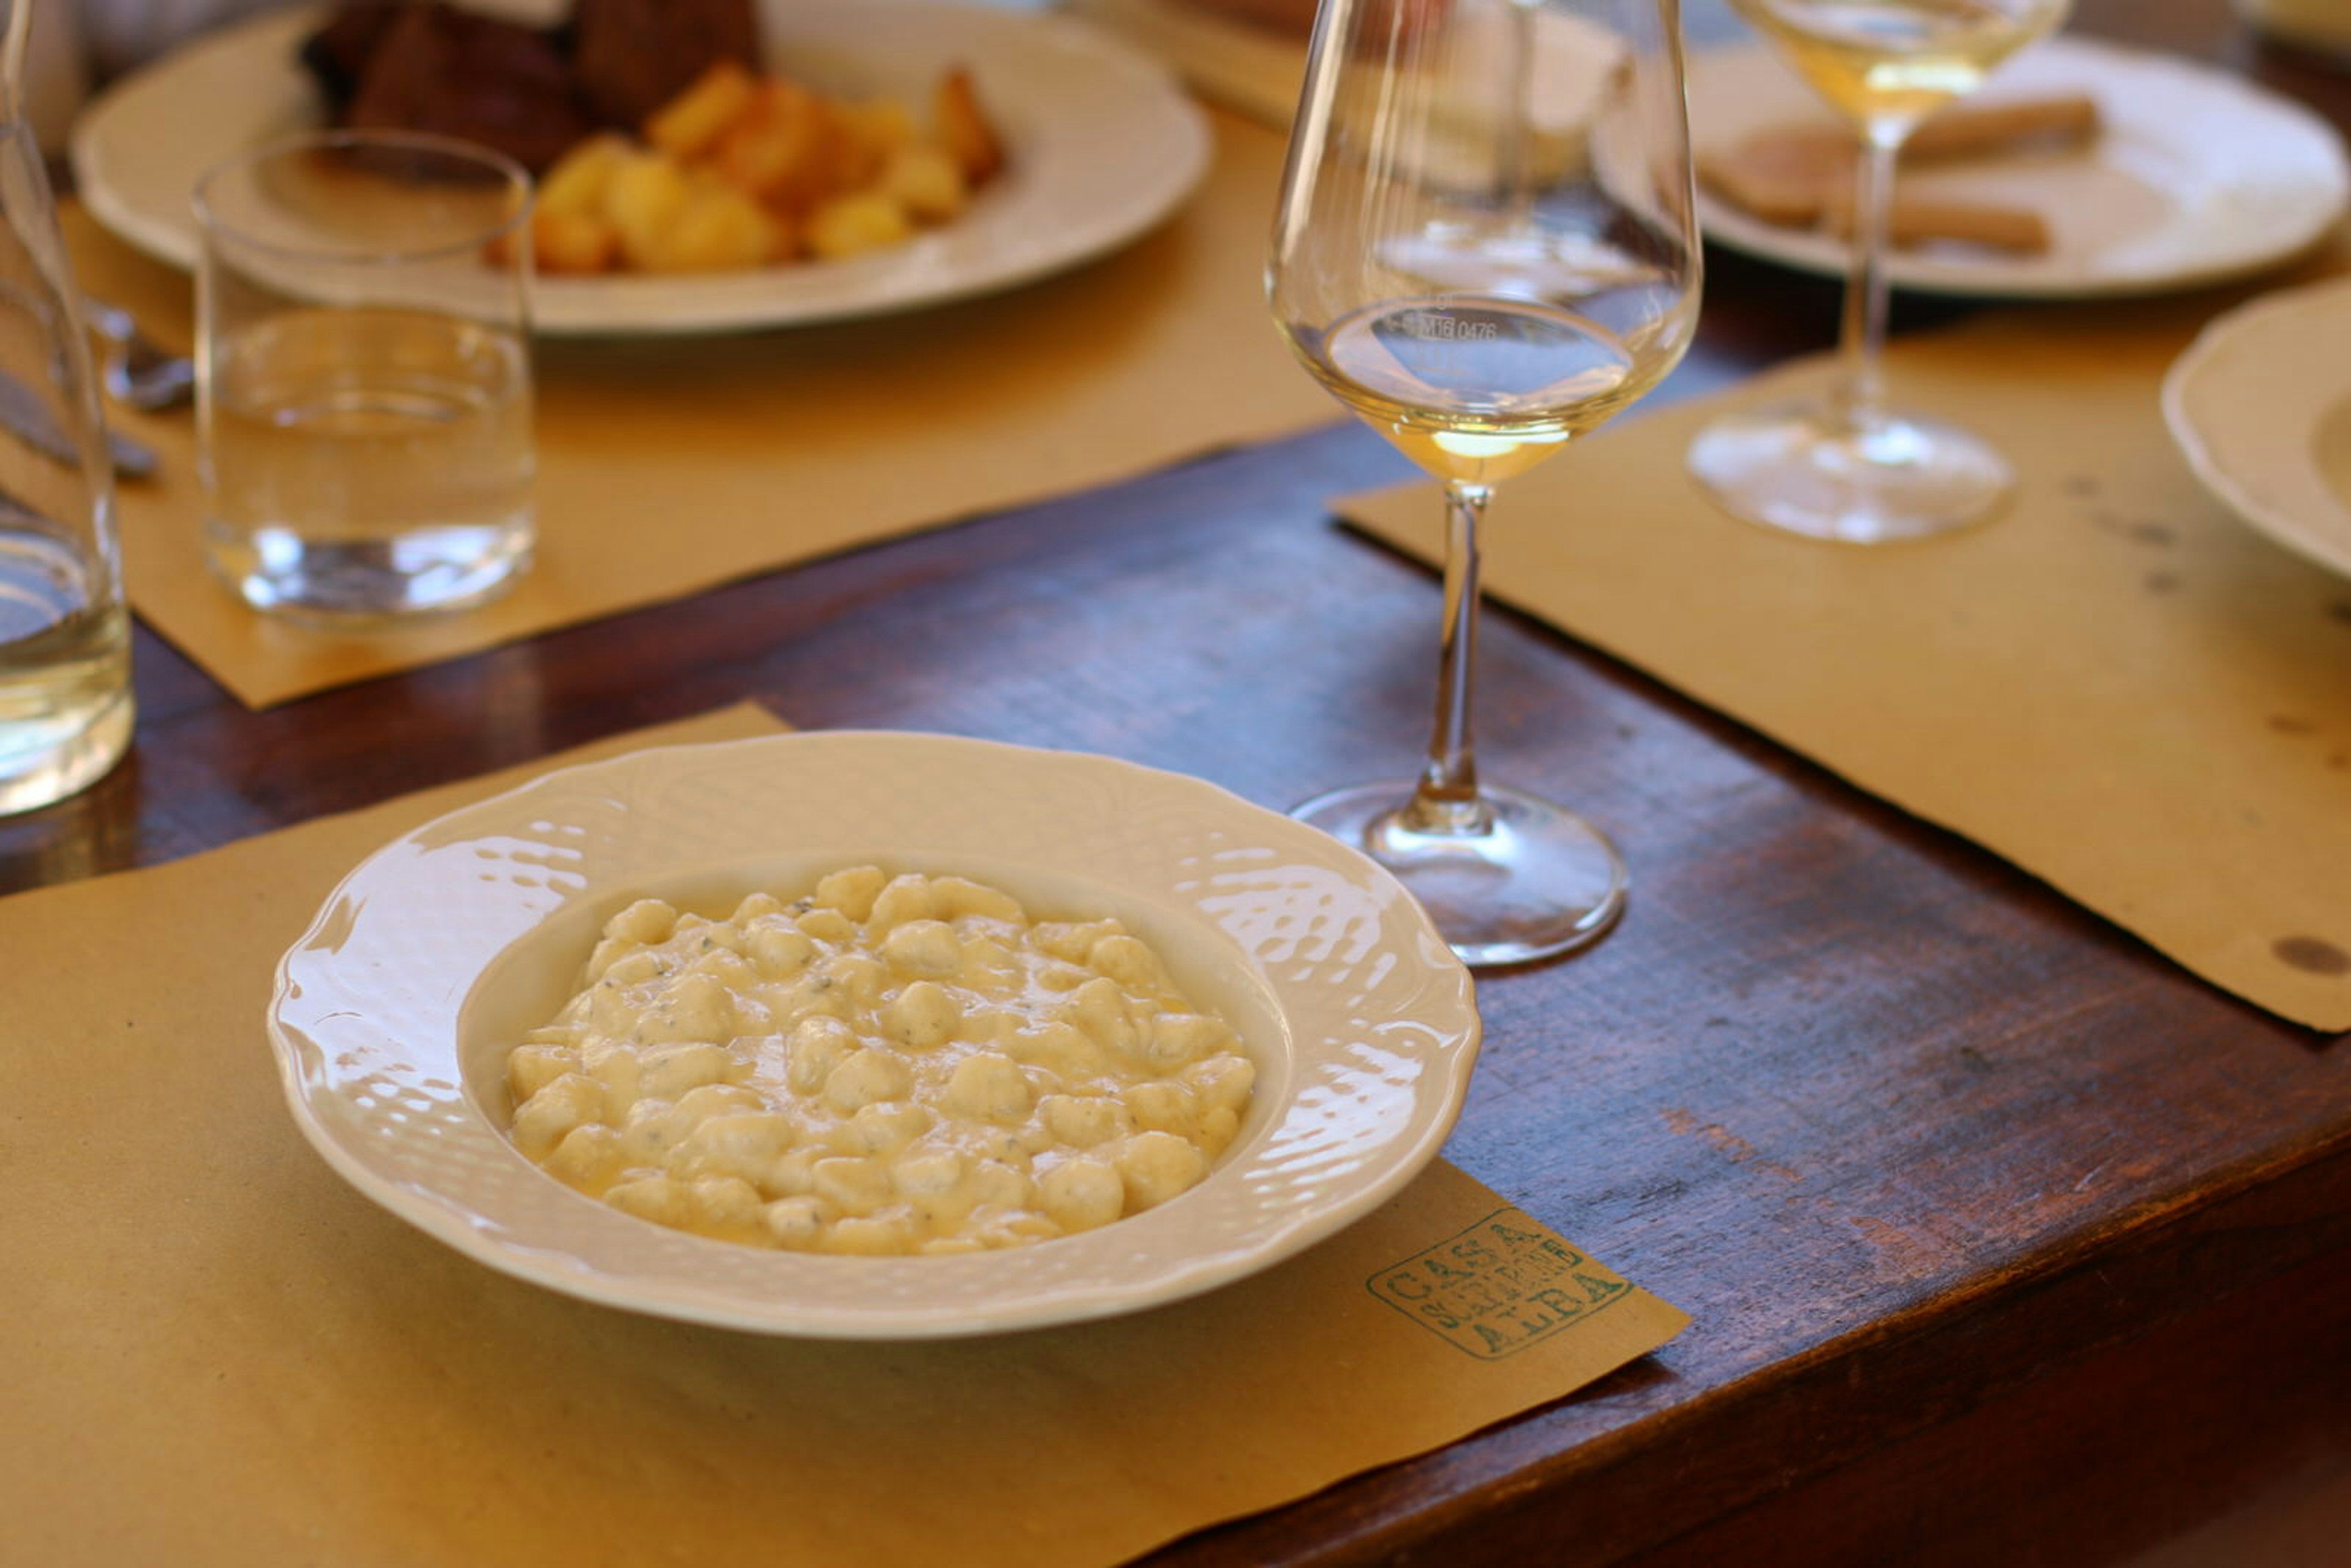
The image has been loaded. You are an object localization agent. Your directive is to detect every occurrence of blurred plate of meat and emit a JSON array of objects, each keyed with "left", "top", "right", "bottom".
[{"left": 71, "top": 0, "right": 1211, "bottom": 335}]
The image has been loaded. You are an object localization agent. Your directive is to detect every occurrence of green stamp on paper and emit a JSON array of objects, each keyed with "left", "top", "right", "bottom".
[{"left": 1367, "top": 1207, "right": 1634, "bottom": 1360}]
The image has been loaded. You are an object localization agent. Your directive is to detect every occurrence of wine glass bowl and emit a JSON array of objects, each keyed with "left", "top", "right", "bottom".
[
  {"left": 1269, "top": 0, "right": 1701, "bottom": 967},
  {"left": 1687, "top": 0, "right": 2072, "bottom": 544}
]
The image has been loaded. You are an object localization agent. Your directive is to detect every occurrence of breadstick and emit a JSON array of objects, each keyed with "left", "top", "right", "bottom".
[
  {"left": 1697, "top": 127, "right": 1850, "bottom": 226},
  {"left": 1905, "top": 92, "right": 2102, "bottom": 162},
  {"left": 1823, "top": 191, "right": 2052, "bottom": 253}
]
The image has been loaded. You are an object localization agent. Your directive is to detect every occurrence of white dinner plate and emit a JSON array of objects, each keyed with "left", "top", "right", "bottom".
[
  {"left": 2163, "top": 274, "right": 2351, "bottom": 580},
  {"left": 70, "top": 0, "right": 1210, "bottom": 336},
  {"left": 1687, "top": 34, "right": 2350, "bottom": 298},
  {"left": 266, "top": 732, "right": 1482, "bottom": 1338}
]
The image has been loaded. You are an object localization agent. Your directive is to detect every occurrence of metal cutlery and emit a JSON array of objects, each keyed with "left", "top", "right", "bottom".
[
  {"left": 82, "top": 296, "right": 196, "bottom": 414},
  {"left": 0, "top": 366, "right": 158, "bottom": 478}
]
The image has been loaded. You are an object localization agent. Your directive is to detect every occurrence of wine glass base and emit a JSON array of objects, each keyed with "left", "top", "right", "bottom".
[
  {"left": 1292, "top": 780, "right": 1627, "bottom": 969},
  {"left": 1687, "top": 403, "right": 2013, "bottom": 544}
]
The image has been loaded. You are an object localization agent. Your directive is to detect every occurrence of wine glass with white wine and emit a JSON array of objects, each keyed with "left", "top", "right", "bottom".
[
  {"left": 1269, "top": 0, "right": 1701, "bottom": 966},
  {"left": 1686, "top": 0, "right": 2071, "bottom": 542}
]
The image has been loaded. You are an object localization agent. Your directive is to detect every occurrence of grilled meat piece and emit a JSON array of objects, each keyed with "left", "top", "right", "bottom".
[
  {"left": 296, "top": 0, "right": 765, "bottom": 174},
  {"left": 339, "top": 3, "right": 594, "bottom": 173},
  {"left": 569, "top": 0, "right": 762, "bottom": 128},
  {"left": 298, "top": 1, "right": 405, "bottom": 108}
]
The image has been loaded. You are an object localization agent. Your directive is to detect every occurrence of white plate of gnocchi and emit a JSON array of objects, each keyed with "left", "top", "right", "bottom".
[
  {"left": 266, "top": 731, "right": 1482, "bottom": 1337},
  {"left": 71, "top": 0, "right": 1211, "bottom": 335}
]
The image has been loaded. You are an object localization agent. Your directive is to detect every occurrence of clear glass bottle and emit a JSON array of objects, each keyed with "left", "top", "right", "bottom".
[{"left": 0, "top": 0, "right": 133, "bottom": 816}]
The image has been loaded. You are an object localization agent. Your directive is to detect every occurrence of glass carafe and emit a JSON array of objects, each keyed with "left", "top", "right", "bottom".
[{"left": 0, "top": 0, "right": 132, "bottom": 816}]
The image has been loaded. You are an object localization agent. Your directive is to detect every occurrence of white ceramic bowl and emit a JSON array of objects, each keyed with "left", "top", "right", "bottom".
[{"left": 268, "top": 732, "right": 1481, "bottom": 1338}]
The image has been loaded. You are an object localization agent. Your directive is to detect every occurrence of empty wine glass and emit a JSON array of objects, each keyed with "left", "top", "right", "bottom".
[
  {"left": 1686, "top": 0, "right": 2071, "bottom": 542},
  {"left": 1269, "top": 0, "right": 1702, "bottom": 966}
]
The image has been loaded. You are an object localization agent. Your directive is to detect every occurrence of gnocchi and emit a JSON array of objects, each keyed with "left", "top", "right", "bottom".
[{"left": 502, "top": 868, "right": 1254, "bottom": 1256}]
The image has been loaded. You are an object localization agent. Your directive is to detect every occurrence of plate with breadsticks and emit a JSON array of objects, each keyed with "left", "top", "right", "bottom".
[
  {"left": 1687, "top": 33, "right": 2348, "bottom": 298},
  {"left": 72, "top": 0, "right": 1210, "bottom": 334}
]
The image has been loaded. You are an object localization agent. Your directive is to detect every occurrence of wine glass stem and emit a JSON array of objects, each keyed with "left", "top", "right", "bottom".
[
  {"left": 1834, "top": 130, "right": 1905, "bottom": 439},
  {"left": 1404, "top": 480, "right": 1493, "bottom": 836}
]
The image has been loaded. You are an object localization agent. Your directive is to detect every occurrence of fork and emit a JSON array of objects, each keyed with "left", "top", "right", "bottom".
[{"left": 81, "top": 296, "right": 196, "bottom": 412}]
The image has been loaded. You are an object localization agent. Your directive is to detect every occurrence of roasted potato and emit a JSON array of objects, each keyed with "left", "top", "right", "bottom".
[
  {"left": 515, "top": 59, "right": 1004, "bottom": 277},
  {"left": 932, "top": 67, "right": 1003, "bottom": 185},
  {"left": 539, "top": 132, "right": 636, "bottom": 219},
  {"left": 604, "top": 149, "right": 696, "bottom": 269},
  {"left": 531, "top": 208, "right": 623, "bottom": 274},
  {"left": 804, "top": 190, "right": 915, "bottom": 260},
  {"left": 645, "top": 59, "right": 761, "bottom": 161},
  {"left": 711, "top": 78, "right": 849, "bottom": 213},
  {"left": 876, "top": 142, "right": 968, "bottom": 223},
  {"left": 645, "top": 179, "right": 789, "bottom": 272}
]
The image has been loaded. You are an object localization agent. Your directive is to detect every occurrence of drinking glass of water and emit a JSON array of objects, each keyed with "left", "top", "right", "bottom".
[{"left": 195, "top": 130, "right": 535, "bottom": 621}]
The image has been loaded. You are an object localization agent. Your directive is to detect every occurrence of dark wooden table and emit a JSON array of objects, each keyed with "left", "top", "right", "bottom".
[{"left": 11, "top": 1, "right": 2348, "bottom": 1562}]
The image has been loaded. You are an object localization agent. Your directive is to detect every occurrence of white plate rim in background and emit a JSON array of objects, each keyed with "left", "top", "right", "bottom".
[{"left": 2163, "top": 274, "right": 2351, "bottom": 580}]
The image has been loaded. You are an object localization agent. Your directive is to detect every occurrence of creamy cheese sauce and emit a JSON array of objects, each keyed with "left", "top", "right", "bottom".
[{"left": 502, "top": 867, "right": 1254, "bottom": 1256}]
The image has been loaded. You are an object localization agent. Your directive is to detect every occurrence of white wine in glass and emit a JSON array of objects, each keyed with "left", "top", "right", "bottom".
[
  {"left": 1270, "top": 0, "right": 1702, "bottom": 967},
  {"left": 1686, "top": 0, "right": 2071, "bottom": 542}
]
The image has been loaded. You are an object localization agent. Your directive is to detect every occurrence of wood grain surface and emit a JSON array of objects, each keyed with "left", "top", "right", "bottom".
[{"left": 8, "top": 1, "right": 2346, "bottom": 1563}]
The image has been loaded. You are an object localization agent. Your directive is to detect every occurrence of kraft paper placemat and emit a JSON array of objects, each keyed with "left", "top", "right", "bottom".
[
  {"left": 0, "top": 703, "right": 1687, "bottom": 1568},
  {"left": 68, "top": 106, "right": 1335, "bottom": 710},
  {"left": 1342, "top": 293, "right": 2351, "bottom": 1032}
]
